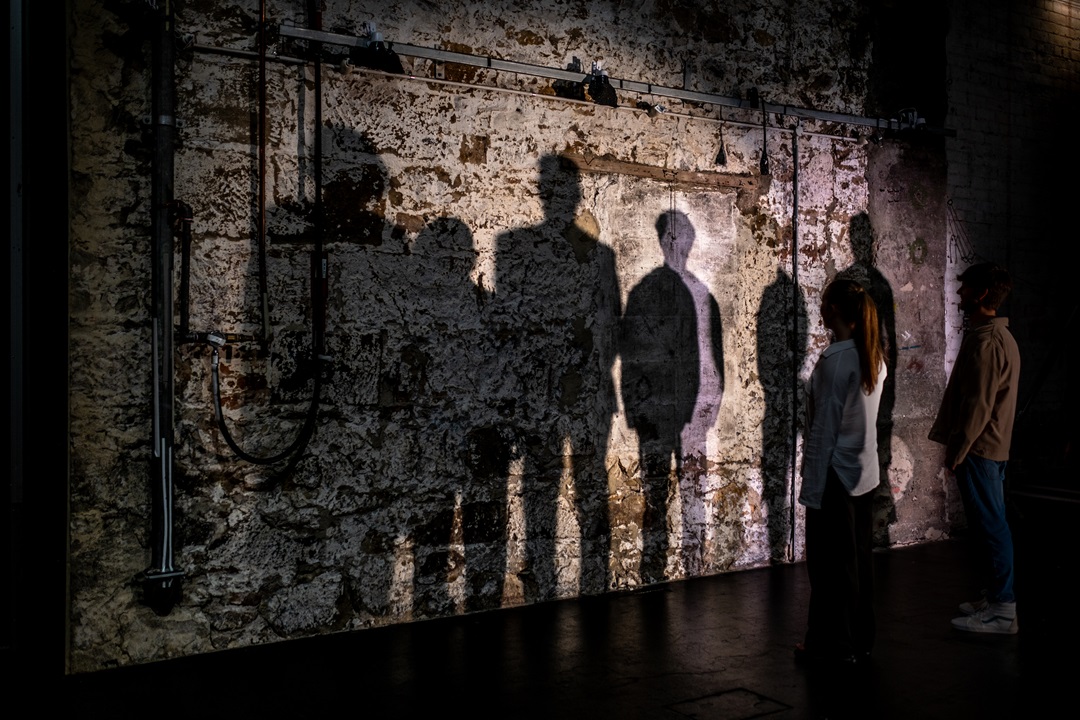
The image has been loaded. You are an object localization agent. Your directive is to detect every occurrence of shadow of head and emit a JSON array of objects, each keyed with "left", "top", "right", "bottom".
[
  {"left": 657, "top": 210, "right": 695, "bottom": 272},
  {"left": 537, "top": 154, "right": 582, "bottom": 218},
  {"left": 849, "top": 212, "right": 875, "bottom": 266}
]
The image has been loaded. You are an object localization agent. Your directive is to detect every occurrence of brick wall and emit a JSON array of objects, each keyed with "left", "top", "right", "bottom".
[{"left": 945, "top": 0, "right": 1079, "bottom": 481}]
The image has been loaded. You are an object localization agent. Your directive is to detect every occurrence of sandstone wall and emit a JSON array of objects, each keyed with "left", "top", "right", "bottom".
[{"left": 69, "top": 0, "right": 949, "bottom": 670}]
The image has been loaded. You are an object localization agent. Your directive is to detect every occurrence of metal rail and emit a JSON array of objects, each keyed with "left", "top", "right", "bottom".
[{"left": 277, "top": 24, "right": 955, "bottom": 136}]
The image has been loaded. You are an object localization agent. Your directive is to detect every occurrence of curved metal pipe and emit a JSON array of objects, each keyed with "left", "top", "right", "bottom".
[
  {"left": 203, "top": 0, "right": 326, "bottom": 467},
  {"left": 211, "top": 346, "right": 320, "bottom": 465}
]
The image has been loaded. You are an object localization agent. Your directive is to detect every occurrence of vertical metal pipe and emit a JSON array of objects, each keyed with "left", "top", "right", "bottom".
[
  {"left": 144, "top": 0, "right": 183, "bottom": 610},
  {"left": 789, "top": 119, "right": 802, "bottom": 561},
  {"left": 176, "top": 202, "right": 192, "bottom": 337},
  {"left": 258, "top": 0, "right": 270, "bottom": 347},
  {"left": 203, "top": 3, "right": 325, "bottom": 467},
  {"left": 310, "top": 1, "right": 326, "bottom": 360}
]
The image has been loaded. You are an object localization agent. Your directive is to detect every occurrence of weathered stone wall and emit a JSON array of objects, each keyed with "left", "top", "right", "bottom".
[{"left": 69, "top": 0, "right": 950, "bottom": 670}]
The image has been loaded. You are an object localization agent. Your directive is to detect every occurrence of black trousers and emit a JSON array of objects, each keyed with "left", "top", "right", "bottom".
[{"left": 804, "top": 467, "right": 875, "bottom": 658}]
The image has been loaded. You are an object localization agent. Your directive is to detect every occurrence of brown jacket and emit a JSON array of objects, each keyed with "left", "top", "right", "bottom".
[{"left": 929, "top": 317, "right": 1020, "bottom": 466}]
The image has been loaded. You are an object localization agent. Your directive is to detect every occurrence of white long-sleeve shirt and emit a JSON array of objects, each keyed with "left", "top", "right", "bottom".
[{"left": 799, "top": 339, "right": 886, "bottom": 509}]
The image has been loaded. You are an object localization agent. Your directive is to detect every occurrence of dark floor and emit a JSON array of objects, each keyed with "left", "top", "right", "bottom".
[{"left": 52, "top": 492, "right": 1078, "bottom": 719}]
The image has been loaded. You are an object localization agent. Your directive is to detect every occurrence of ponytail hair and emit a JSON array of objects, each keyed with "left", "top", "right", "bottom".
[{"left": 823, "top": 278, "right": 884, "bottom": 394}]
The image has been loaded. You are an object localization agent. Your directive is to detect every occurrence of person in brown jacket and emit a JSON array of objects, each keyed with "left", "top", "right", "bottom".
[{"left": 929, "top": 262, "right": 1020, "bottom": 634}]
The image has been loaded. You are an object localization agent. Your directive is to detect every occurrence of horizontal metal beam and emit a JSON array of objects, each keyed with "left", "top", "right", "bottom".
[
  {"left": 276, "top": 24, "right": 955, "bottom": 136},
  {"left": 565, "top": 152, "right": 765, "bottom": 190}
]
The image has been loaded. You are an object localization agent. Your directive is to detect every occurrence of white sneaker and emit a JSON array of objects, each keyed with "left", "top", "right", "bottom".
[
  {"left": 951, "top": 602, "right": 1018, "bottom": 634},
  {"left": 958, "top": 596, "right": 988, "bottom": 615}
]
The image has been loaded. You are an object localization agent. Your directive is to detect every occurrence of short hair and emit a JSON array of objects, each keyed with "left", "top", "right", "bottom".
[{"left": 958, "top": 262, "right": 1012, "bottom": 310}]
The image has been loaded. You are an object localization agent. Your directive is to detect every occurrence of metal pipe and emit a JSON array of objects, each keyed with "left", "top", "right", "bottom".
[
  {"left": 190, "top": 43, "right": 305, "bottom": 65},
  {"left": 209, "top": 344, "right": 320, "bottom": 465},
  {"left": 174, "top": 201, "right": 193, "bottom": 337},
  {"left": 258, "top": 0, "right": 270, "bottom": 347},
  {"left": 789, "top": 119, "right": 802, "bottom": 563},
  {"left": 188, "top": 43, "right": 862, "bottom": 143},
  {"left": 276, "top": 24, "right": 955, "bottom": 136},
  {"left": 142, "top": 0, "right": 183, "bottom": 612},
  {"left": 192, "top": 3, "right": 326, "bottom": 468},
  {"left": 310, "top": 2, "right": 326, "bottom": 361}
]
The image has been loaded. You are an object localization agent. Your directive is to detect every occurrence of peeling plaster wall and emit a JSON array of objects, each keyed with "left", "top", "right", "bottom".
[{"left": 69, "top": 0, "right": 949, "bottom": 670}]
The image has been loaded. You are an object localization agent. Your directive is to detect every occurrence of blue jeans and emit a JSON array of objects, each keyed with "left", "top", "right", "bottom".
[{"left": 955, "top": 454, "right": 1015, "bottom": 603}]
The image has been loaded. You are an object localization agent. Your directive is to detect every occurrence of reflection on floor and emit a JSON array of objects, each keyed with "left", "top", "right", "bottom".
[{"left": 64, "top": 493, "right": 1075, "bottom": 719}]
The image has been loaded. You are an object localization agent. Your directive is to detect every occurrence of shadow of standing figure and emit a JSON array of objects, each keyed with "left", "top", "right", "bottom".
[
  {"left": 669, "top": 213, "right": 724, "bottom": 576},
  {"left": 563, "top": 185, "right": 622, "bottom": 596},
  {"left": 837, "top": 212, "right": 898, "bottom": 541},
  {"left": 265, "top": 129, "right": 402, "bottom": 623},
  {"left": 407, "top": 217, "right": 511, "bottom": 616},
  {"left": 757, "top": 268, "right": 808, "bottom": 562},
  {"left": 491, "top": 155, "right": 618, "bottom": 601},
  {"left": 620, "top": 210, "right": 718, "bottom": 583}
]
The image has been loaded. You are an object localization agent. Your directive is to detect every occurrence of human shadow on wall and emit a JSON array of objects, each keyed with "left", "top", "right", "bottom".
[
  {"left": 620, "top": 210, "right": 723, "bottom": 583},
  {"left": 669, "top": 213, "right": 725, "bottom": 576},
  {"left": 404, "top": 217, "right": 512, "bottom": 616},
  {"left": 836, "top": 212, "right": 897, "bottom": 541},
  {"left": 211, "top": 125, "right": 401, "bottom": 626},
  {"left": 303, "top": 128, "right": 401, "bottom": 622},
  {"left": 292, "top": 124, "right": 491, "bottom": 626},
  {"left": 313, "top": 175, "right": 506, "bottom": 619},
  {"left": 562, "top": 178, "right": 622, "bottom": 596},
  {"left": 756, "top": 268, "right": 808, "bottom": 562},
  {"left": 491, "top": 155, "right": 620, "bottom": 601},
  {"left": 261, "top": 126, "right": 391, "bottom": 409}
]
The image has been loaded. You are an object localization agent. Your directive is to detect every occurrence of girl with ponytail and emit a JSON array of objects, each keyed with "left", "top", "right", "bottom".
[{"left": 797, "top": 278, "right": 887, "bottom": 664}]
